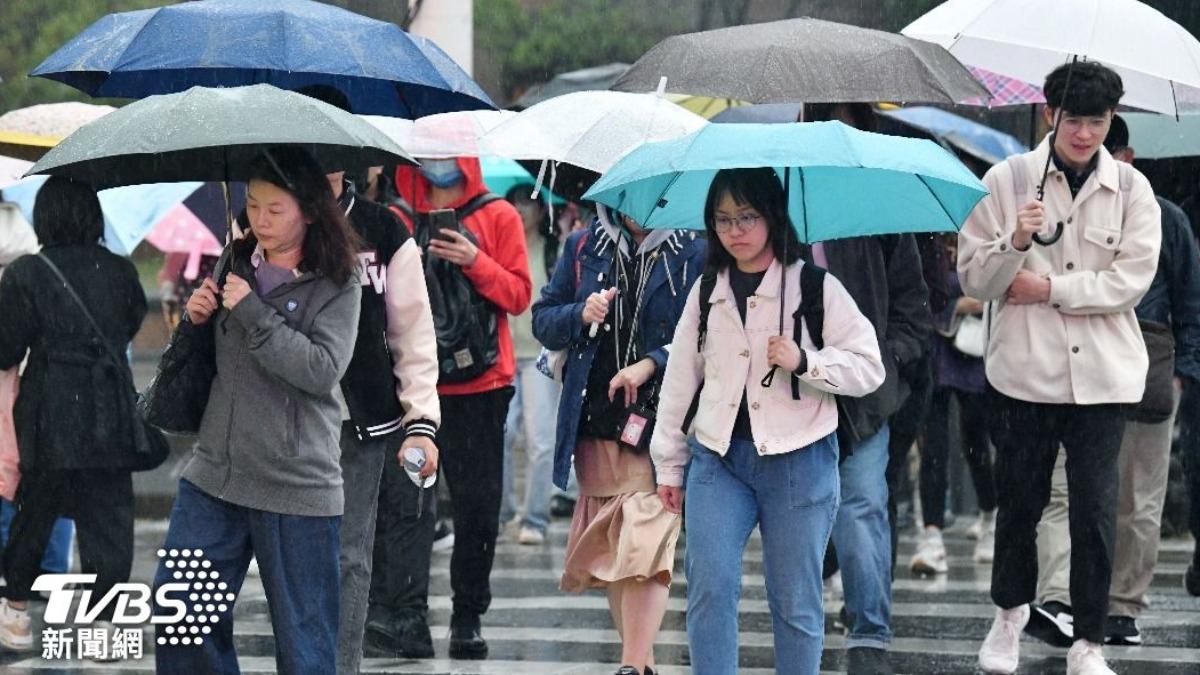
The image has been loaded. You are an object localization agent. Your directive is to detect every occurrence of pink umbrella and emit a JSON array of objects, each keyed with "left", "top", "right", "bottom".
[
  {"left": 962, "top": 66, "right": 1045, "bottom": 107},
  {"left": 146, "top": 202, "right": 223, "bottom": 281}
]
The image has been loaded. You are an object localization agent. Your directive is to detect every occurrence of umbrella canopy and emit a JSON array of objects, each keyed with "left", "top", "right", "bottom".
[
  {"left": 364, "top": 110, "right": 517, "bottom": 158},
  {"left": 27, "top": 84, "right": 415, "bottom": 190},
  {"left": 2, "top": 175, "right": 201, "bottom": 255},
  {"left": 665, "top": 94, "right": 748, "bottom": 119},
  {"left": 961, "top": 66, "right": 1045, "bottom": 107},
  {"left": 0, "top": 102, "right": 115, "bottom": 139},
  {"left": 0, "top": 156, "right": 33, "bottom": 189},
  {"left": 513, "top": 62, "right": 630, "bottom": 109},
  {"left": 1120, "top": 113, "right": 1200, "bottom": 159},
  {"left": 880, "top": 107, "right": 1027, "bottom": 165},
  {"left": 482, "top": 90, "right": 707, "bottom": 174},
  {"left": 147, "top": 202, "right": 224, "bottom": 258},
  {"left": 902, "top": 0, "right": 1200, "bottom": 116},
  {"left": 583, "top": 121, "right": 988, "bottom": 241},
  {"left": 30, "top": 0, "right": 494, "bottom": 117},
  {"left": 611, "top": 17, "right": 989, "bottom": 106}
]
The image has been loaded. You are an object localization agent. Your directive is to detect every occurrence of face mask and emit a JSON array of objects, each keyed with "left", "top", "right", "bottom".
[{"left": 418, "top": 158, "right": 464, "bottom": 189}]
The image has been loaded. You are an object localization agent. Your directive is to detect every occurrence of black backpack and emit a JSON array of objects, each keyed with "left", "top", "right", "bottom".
[
  {"left": 390, "top": 193, "right": 505, "bottom": 384},
  {"left": 682, "top": 263, "right": 827, "bottom": 432}
]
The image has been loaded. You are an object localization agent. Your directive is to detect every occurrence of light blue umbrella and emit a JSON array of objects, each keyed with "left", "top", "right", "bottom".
[
  {"left": 1120, "top": 112, "right": 1200, "bottom": 159},
  {"left": 1, "top": 176, "right": 201, "bottom": 255},
  {"left": 583, "top": 121, "right": 988, "bottom": 241},
  {"left": 880, "top": 106, "right": 1027, "bottom": 165}
]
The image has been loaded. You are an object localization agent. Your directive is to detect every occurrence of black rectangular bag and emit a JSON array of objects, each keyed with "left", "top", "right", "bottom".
[{"left": 1128, "top": 319, "right": 1176, "bottom": 424}]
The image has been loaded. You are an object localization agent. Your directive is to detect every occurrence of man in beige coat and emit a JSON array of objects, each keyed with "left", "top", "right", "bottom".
[{"left": 957, "top": 62, "right": 1161, "bottom": 675}]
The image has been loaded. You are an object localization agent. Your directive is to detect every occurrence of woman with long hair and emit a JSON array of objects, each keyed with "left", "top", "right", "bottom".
[
  {"left": 153, "top": 147, "right": 363, "bottom": 674},
  {"left": 650, "top": 167, "right": 885, "bottom": 675}
]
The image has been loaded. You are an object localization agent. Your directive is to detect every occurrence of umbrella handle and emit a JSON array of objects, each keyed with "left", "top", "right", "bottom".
[
  {"left": 1033, "top": 56, "right": 1076, "bottom": 248},
  {"left": 1033, "top": 221, "right": 1064, "bottom": 246}
]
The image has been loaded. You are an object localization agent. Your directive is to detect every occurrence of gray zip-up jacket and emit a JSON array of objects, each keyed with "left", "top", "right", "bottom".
[{"left": 183, "top": 247, "right": 362, "bottom": 517}]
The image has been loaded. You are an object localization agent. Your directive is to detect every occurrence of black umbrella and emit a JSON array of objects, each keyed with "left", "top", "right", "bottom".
[{"left": 611, "top": 18, "right": 988, "bottom": 106}]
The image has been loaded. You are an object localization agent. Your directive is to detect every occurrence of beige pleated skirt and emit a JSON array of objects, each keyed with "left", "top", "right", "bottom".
[{"left": 560, "top": 438, "right": 681, "bottom": 593}]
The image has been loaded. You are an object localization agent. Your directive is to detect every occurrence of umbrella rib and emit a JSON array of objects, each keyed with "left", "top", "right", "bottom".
[
  {"left": 644, "top": 171, "right": 684, "bottom": 226},
  {"left": 915, "top": 174, "right": 955, "bottom": 231}
]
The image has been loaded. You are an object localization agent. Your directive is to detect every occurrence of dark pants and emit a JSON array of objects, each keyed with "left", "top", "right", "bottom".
[
  {"left": 920, "top": 387, "right": 996, "bottom": 529},
  {"left": 371, "top": 387, "right": 513, "bottom": 619},
  {"left": 336, "top": 427, "right": 389, "bottom": 675},
  {"left": 3, "top": 469, "right": 133, "bottom": 618},
  {"left": 886, "top": 354, "right": 933, "bottom": 570},
  {"left": 986, "top": 388, "right": 1124, "bottom": 644},
  {"left": 1179, "top": 381, "right": 1200, "bottom": 563},
  {"left": 154, "top": 480, "right": 340, "bottom": 675}
]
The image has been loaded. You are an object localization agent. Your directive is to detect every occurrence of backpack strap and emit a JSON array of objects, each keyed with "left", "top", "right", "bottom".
[
  {"left": 791, "top": 263, "right": 826, "bottom": 399},
  {"left": 456, "top": 192, "right": 504, "bottom": 219},
  {"left": 1007, "top": 155, "right": 1031, "bottom": 207}
]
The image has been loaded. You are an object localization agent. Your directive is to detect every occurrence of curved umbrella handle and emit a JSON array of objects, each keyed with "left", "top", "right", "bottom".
[{"left": 1033, "top": 221, "right": 1064, "bottom": 246}]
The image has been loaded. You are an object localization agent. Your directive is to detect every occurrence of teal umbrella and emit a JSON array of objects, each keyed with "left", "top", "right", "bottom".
[
  {"left": 583, "top": 121, "right": 987, "bottom": 241},
  {"left": 480, "top": 157, "right": 564, "bottom": 205},
  {"left": 1120, "top": 113, "right": 1200, "bottom": 160}
]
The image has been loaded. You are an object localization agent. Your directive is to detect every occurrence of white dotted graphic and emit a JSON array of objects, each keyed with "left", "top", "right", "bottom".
[{"left": 155, "top": 548, "right": 233, "bottom": 646}]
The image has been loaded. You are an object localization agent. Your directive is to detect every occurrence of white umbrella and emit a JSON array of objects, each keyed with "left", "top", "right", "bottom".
[
  {"left": 363, "top": 110, "right": 517, "bottom": 159},
  {"left": 0, "top": 102, "right": 116, "bottom": 139},
  {"left": 481, "top": 89, "right": 707, "bottom": 174},
  {"left": 0, "top": 155, "right": 33, "bottom": 189},
  {"left": 902, "top": 0, "right": 1200, "bottom": 116}
]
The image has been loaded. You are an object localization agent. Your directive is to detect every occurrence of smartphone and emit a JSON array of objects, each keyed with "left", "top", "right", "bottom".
[{"left": 429, "top": 209, "right": 457, "bottom": 241}]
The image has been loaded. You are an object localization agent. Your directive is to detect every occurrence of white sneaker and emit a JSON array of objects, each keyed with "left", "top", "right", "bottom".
[
  {"left": 247, "top": 556, "right": 260, "bottom": 577},
  {"left": 0, "top": 599, "right": 33, "bottom": 652},
  {"left": 974, "top": 518, "right": 996, "bottom": 564},
  {"left": 910, "top": 528, "right": 949, "bottom": 575},
  {"left": 978, "top": 605, "right": 1030, "bottom": 674},
  {"left": 967, "top": 510, "right": 995, "bottom": 541},
  {"left": 1067, "top": 639, "right": 1116, "bottom": 675},
  {"left": 823, "top": 571, "right": 844, "bottom": 605},
  {"left": 517, "top": 526, "right": 545, "bottom": 546}
]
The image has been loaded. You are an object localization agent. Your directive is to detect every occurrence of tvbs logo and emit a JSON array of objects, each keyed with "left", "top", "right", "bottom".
[{"left": 33, "top": 547, "right": 235, "bottom": 651}]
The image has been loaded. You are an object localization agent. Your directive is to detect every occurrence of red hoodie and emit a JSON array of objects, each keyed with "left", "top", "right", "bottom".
[{"left": 393, "top": 157, "right": 532, "bottom": 396}]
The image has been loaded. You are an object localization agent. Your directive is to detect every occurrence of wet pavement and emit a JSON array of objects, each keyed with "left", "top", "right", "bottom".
[{"left": 0, "top": 515, "right": 1196, "bottom": 674}]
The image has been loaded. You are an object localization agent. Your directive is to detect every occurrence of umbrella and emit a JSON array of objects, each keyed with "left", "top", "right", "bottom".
[
  {"left": 611, "top": 17, "right": 988, "bottom": 106},
  {"left": 961, "top": 66, "right": 1045, "bottom": 108},
  {"left": 30, "top": 0, "right": 494, "bottom": 117},
  {"left": 27, "top": 84, "right": 414, "bottom": 190},
  {"left": 482, "top": 90, "right": 707, "bottom": 174},
  {"left": 513, "top": 63, "right": 630, "bottom": 109},
  {"left": 0, "top": 156, "right": 33, "bottom": 189},
  {"left": 582, "top": 121, "right": 988, "bottom": 241},
  {"left": 364, "top": 110, "right": 518, "bottom": 158},
  {"left": 1119, "top": 113, "right": 1200, "bottom": 159},
  {"left": 0, "top": 102, "right": 115, "bottom": 139},
  {"left": 1, "top": 176, "right": 202, "bottom": 256},
  {"left": 481, "top": 157, "right": 540, "bottom": 200},
  {"left": 880, "top": 107, "right": 1027, "bottom": 165},
  {"left": 902, "top": 0, "right": 1200, "bottom": 117},
  {"left": 665, "top": 94, "right": 748, "bottom": 119}
]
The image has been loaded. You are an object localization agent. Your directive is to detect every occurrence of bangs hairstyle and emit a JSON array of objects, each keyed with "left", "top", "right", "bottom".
[
  {"left": 33, "top": 176, "right": 104, "bottom": 247},
  {"left": 1044, "top": 61, "right": 1124, "bottom": 117},
  {"left": 242, "top": 147, "right": 361, "bottom": 285},
  {"left": 703, "top": 167, "right": 802, "bottom": 273}
]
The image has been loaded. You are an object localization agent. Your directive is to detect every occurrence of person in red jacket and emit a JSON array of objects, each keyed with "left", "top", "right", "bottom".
[{"left": 366, "top": 156, "right": 531, "bottom": 661}]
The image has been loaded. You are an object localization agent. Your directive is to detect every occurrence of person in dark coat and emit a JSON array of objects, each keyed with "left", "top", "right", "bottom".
[{"left": 0, "top": 177, "right": 148, "bottom": 652}]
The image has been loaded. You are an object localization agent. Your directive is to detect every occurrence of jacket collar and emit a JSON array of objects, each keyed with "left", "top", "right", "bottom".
[
  {"left": 709, "top": 258, "right": 786, "bottom": 303},
  {"left": 1031, "top": 136, "right": 1120, "bottom": 195}
]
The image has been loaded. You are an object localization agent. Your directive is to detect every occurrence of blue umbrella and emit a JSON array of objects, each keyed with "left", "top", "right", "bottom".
[
  {"left": 2, "top": 177, "right": 202, "bottom": 256},
  {"left": 583, "top": 121, "right": 988, "bottom": 242},
  {"left": 30, "top": 0, "right": 494, "bottom": 118},
  {"left": 880, "top": 107, "right": 1027, "bottom": 165}
]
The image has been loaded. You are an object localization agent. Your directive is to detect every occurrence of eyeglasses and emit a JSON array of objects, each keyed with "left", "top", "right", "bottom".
[{"left": 713, "top": 213, "right": 763, "bottom": 234}]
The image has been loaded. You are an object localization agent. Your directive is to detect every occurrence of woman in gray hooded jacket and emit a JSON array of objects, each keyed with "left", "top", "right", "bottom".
[{"left": 153, "top": 147, "right": 362, "bottom": 675}]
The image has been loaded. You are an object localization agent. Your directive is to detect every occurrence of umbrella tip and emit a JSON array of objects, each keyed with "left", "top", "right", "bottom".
[{"left": 656, "top": 76, "right": 668, "bottom": 96}]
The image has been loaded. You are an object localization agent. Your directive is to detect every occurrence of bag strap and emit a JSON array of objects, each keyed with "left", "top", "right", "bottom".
[
  {"left": 694, "top": 270, "right": 718, "bottom": 352},
  {"left": 35, "top": 253, "right": 134, "bottom": 388},
  {"left": 791, "top": 263, "right": 826, "bottom": 399},
  {"left": 456, "top": 192, "right": 503, "bottom": 219}
]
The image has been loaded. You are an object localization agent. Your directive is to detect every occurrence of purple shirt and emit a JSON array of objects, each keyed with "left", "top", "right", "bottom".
[{"left": 251, "top": 246, "right": 299, "bottom": 297}]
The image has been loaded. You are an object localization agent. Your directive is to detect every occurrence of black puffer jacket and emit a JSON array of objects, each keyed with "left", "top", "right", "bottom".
[{"left": 0, "top": 245, "right": 148, "bottom": 471}]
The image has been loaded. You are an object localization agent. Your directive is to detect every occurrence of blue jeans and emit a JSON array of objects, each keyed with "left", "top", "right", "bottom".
[
  {"left": 832, "top": 425, "right": 894, "bottom": 649},
  {"left": 684, "top": 435, "right": 840, "bottom": 675},
  {"left": 501, "top": 358, "right": 560, "bottom": 533},
  {"left": 1, "top": 499, "right": 73, "bottom": 573},
  {"left": 154, "top": 480, "right": 340, "bottom": 675}
]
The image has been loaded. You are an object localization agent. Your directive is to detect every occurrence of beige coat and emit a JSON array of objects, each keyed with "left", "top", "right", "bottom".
[
  {"left": 958, "top": 139, "right": 1161, "bottom": 405},
  {"left": 650, "top": 260, "right": 884, "bottom": 488}
]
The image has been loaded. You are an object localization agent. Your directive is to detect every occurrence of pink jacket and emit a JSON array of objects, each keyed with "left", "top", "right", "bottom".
[{"left": 651, "top": 260, "right": 885, "bottom": 488}]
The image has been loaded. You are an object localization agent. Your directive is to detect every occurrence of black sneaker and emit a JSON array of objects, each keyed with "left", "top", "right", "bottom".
[
  {"left": 1105, "top": 615, "right": 1142, "bottom": 645},
  {"left": 1186, "top": 563, "right": 1200, "bottom": 597},
  {"left": 1024, "top": 601, "right": 1075, "bottom": 648},
  {"left": 846, "top": 647, "right": 895, "bottom": 675},
  {"left": 449, "top": 612, "right": 488, "bottom": 660},
  {"left": 550, "top": 494, "right": 576, "bottom": 518},
  {"left": 363, "top": 608, "right": 433, "bottom": 659},
  {"left": 644, "top": 668, "right": 658, "bottom": 675}
]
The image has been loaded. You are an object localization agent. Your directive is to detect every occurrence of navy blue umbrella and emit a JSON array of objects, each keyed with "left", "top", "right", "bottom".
[{"left": 30, "top": 0, "right": 495, "bottom": 118}]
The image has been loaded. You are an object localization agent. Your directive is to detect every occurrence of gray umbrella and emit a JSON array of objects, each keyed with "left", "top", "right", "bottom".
[
  {"left": 611, "top": 18, "right": 988, "bottom": 105},
  {"left": 28, "top": 84, "right": 415, "bottom": 190},
  {"left": 513, "top": 62, "right": 631, "bottom": 109}
]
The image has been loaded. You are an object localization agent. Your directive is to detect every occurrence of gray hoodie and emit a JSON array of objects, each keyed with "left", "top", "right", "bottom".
[{"left": 183, "top": 251, "right": 361, "bottom": 517}]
